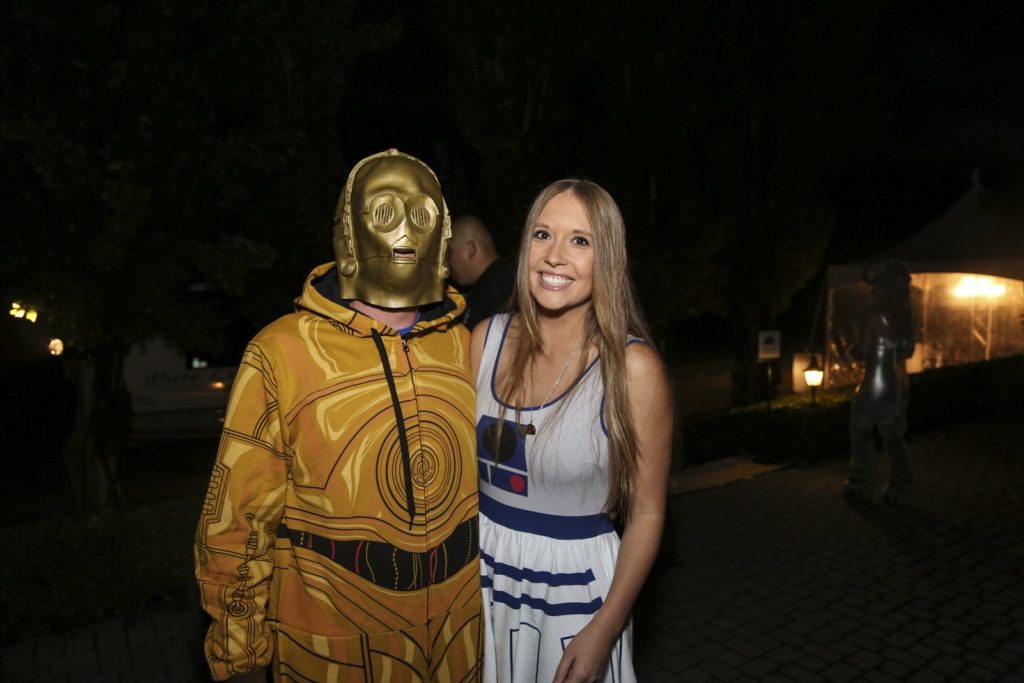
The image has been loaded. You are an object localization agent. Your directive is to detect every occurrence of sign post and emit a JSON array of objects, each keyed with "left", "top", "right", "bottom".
[{"left": 757, "top": 330, "right": 781, "bottom": 410}]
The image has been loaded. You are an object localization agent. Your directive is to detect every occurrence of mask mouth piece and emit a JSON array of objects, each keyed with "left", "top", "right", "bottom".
[{"left": 392, "top": 247, "right": 417, "bottom": 264}]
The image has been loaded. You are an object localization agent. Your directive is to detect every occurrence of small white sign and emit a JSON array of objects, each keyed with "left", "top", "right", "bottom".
[{"left": 758, "top": 330, "right": 781, "bottom": 362}]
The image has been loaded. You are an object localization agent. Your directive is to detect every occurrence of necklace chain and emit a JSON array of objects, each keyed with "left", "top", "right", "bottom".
[{"left": 524, "top": 341, "right": 582, "bottom": 435}]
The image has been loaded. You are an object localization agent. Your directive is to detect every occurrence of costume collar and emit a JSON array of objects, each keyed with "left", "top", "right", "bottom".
[{"left": 295, "top": 262, "right": 465, "bottom": 338}]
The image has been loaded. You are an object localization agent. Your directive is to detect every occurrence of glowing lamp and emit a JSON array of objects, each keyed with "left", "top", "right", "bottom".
[
  {"left": 803, "top": 354, "right": 823, "bottom": 404},
  {"left": 49, "top": 339, "right": 65, "bottom": 356},
  {"left": 9, "top": 302, "right": 39, "bottom": 322}
]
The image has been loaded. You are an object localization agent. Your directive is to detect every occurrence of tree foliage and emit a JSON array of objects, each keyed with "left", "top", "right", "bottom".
[
  {"left": 431, "top": 0, "right": 886, "bottom": 403},
  {"left": 1, "top": 0, "right": 392, "bottom": 511},
  {"left": 1, "top": 0, "right": 895, "bottom": 516},
  {"left": 663, "top": 1, "right": 887, "bottom": 404},
  {"left": 428, "top": 0, "right": 611, "bottom": 252}
]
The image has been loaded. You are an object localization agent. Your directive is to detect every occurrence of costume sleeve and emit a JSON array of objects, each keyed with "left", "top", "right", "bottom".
[{"left": 194, "top": 342, "right": 288, "bottom": 681}]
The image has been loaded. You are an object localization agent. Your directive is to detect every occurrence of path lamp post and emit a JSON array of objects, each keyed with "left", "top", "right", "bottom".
[{"left": 803, "top": 353, "right": 823, "bottom": 405}]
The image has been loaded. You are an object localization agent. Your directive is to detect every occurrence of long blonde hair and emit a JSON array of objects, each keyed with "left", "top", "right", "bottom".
[{"left": 499, "top": 179, "right": 655, "bottom": 518}]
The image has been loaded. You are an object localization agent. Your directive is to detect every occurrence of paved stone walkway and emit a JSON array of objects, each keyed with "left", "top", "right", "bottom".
[
  {"left": 635, "top": 417, "right": 1024, "bottom": 682},
  {"left": 0, "top": 606, "right": 207, "bottom": 682},
  {"left": 3, "top": 418, "right": 1022, "bottom": 681}
]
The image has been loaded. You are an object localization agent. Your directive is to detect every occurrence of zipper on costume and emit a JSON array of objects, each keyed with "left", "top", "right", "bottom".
[
  {"left": 371, "top": 329, "right": 417, "bottom": 529},
  {"left": 400, "top": 331, "right": 431, "bottom": 588}
]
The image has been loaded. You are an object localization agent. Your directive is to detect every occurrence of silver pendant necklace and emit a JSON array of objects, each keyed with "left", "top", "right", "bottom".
[{"left": 521, "top": 341, "right": 582, "bottom": 436}]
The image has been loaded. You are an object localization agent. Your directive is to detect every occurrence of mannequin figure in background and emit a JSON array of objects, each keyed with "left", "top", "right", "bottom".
[{"left": 844, "top": 259, "right": 916, "bottom": 509}]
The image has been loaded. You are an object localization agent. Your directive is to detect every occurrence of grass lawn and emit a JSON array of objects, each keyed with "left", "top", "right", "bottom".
[{"left": 0, "top": 438, "right": 216, "bottom": 646}]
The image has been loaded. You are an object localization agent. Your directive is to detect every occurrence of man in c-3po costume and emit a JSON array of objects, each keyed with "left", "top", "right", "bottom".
[{"left": 195, "top": 149, "right": 482, "bottom": 682}]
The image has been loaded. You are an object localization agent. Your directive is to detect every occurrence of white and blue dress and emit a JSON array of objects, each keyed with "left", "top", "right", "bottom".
[{"left": 476, "top": 314, "right": 636, "bottom": 683}]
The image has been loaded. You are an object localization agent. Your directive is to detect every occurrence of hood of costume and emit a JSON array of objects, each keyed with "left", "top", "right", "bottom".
[{"left": 195, "top": 262, "right": 481, "bottom": 679}]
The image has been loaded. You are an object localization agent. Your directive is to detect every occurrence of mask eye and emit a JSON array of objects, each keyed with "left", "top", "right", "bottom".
[
  {"left": 405, "top": 195, "right": 439, "bottom": 233},
  {"left": 368, "top": 194, "right": 402, "bottom": 232},
  {"left": 374, "top": 202, "right": 396, "bottom": 225}
]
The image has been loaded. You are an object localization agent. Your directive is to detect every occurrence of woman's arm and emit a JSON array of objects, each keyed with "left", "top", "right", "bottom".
[{"left": 553, "top": 342, "right": 674, "bottom": 683}]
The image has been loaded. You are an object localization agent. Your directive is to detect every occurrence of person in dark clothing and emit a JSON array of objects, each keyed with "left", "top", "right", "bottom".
[
  {"left": 448, "top": 215, "right": 516, "bottom": 329},
  {"left": 844, "top": 259, "right": 916, "bottom": 508}
]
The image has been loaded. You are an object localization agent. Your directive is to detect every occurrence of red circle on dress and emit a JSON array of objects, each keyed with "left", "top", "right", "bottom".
[{"left": 510, "top": 475, "right": 525, "bottom": 493}]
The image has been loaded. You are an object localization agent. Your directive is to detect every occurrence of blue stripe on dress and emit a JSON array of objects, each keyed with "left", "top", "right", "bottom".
[
  {"left": 481, "top": 491, "right": 614, "bottom": 540},
  {"left": 481, "top": 576, "right": 604, "bottom": 616},
  {"left": 481, "top": 550, "right": 596, "bottom": 586}
]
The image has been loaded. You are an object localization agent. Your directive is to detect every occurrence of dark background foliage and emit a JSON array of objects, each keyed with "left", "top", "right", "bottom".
[
  {"left": 1, "top": 0, "right": 1022, "bottom": 647},
  {"left": 4, "top": 0, "right": 1021, "bottom": 360},
  {"left": 1, "top": 0, "right": 1022, "bottom": 510}
]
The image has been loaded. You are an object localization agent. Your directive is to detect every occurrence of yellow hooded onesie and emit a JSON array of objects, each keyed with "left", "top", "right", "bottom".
[{"left": 195, "top": 262, "right": 482, "bottom": 681}]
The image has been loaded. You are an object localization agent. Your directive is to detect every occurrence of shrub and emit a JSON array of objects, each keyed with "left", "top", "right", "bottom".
[
  {"left": 0, "top": 498, "right": 201, "bottom": 645},
  {"left": 678, "top": 354, "right": 1024, "bottom": 469},
  {"left": 906, "top": 354, "right": 1024, "bottom": 431},
  {"left": 679, "top": 387, "right": 853, "bottom": 467}
]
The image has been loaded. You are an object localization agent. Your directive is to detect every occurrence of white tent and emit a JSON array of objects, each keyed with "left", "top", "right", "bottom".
[{"left": 824, "top": 177, "right": 1024, "bottom": 388}]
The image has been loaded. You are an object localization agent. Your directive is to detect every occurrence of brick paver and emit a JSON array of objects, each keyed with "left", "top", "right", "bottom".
[
  {"left": 634, "top": 417, "right": 1024, "bottom": 681},
  {"left": 2, "top": 417, "right": 1022, "bottom": 681}
]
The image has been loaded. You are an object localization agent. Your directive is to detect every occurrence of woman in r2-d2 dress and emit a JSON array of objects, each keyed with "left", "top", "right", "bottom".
[{"left": 470, "top": 179, "right": 673, "bottom": 683}]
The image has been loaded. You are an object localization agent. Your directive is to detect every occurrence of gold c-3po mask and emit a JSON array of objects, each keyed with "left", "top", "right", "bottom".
[{"left": 333, "top": 149, "right": 451, "bottom": 308}]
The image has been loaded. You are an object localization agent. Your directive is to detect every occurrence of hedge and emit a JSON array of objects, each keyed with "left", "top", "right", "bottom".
[{"left": 678, "top": 354, "right": 1024, "bottom": 468}]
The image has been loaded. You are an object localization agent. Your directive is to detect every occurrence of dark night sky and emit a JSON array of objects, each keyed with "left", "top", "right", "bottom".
[
  {"left": 340, "top": 0, "right": 1023, "bottom": 266},
  {"left": 336, "top": 0, "right": 1024, "bottom": 348},
  {"left": 826, "top": 0, "right": 1024, "bottom": 263}
]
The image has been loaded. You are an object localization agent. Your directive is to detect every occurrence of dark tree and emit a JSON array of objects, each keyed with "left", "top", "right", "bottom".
[
  {"left": 686, "top": 1, "right": 886, "bottom": 406},
  {"left": 1, "top": 0, "right": 389, "bottom": 513},
  {"left": 430, "top": 1, "right": 886, "bottom": 407},
  {"left": 429, "top": 0, "right": 611, "bottom": 252}
]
